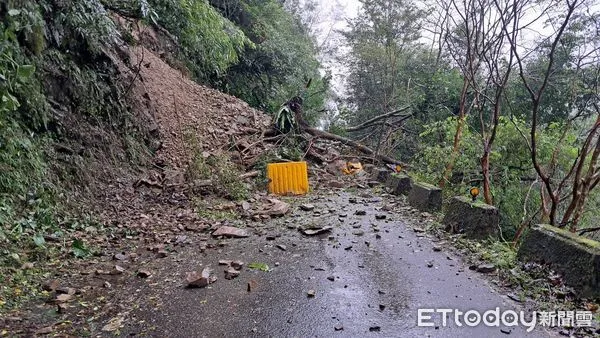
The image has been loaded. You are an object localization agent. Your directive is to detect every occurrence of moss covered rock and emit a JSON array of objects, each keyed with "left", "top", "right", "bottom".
[
  {"left": 442, "top": 196, "right": 499, "bottom": 240},
  {"left": 518, "top": 224, "right": 600, "bottom": 298},
  {"left": 408, "top": 181, "right": 442, "bottom": 212},
  {"left": 385, "top": 173, "right": 412, "bottom": 196},
  {"left": 371, "top": 168, "right": 390, "bottom": 183}
]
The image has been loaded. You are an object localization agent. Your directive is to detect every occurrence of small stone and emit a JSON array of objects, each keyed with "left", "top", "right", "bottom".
[
  {"left": 104, "top": 281, "right": 112, "bottom": 288},
  {"left": 432, "top": 246, "right": 442, "bottom": 252},
  {"left": 375, "top": 214, "right": 386, "bottom": 220},
  {"left": 307, "top": 290, "right": 316, "bottom": 298},
  {"left": 175, "top": 235, "right": 188, "bottom": 244},
  {"left": 57, "top": 303, "right": 68, "bottom": 313},
  {"left": 369, "top": 326, "right": 381, "bottom": 332},
  {"left": 113, "top": 265, "right": 126, "bottom": 275},
  {"left": 344, "top": 245, "right": 353, "bottom": 251},
  {"left": 212, "top": 226, "right": 249, "bottom": 238},
  {"left": 266, "top": 234, "right": 276, "bottom": 241},
  {"left": 301, "top": 226, "right": 333, "bottom": 236},
  {"left": 427, "top": 261, "right": 434, "bottom": 268},
  {"left": 334, "top": 323, "right": 344, "bottom": 331},
  {"left": 42, "top": 279, "right": 60, "bottom": 292},
  {"left": 300, "top": 204, "right": 315, "bottom": 211},
  {"left": 247, "top": 280, "right": 258, "bottom": 292},
  {"left": 55, "top": 294, "right": 72, "bottom": 303},
  {"left": 231, "top": 260, "right": 244, "bottom": 270},
  {"left": 413, "top": 227, "right": 426, "bottom": 233},
  {"left": 219, "top": 259, "right": 233, "bottom": 266},
  {"left": 349, "top": 198, "right": 357, "bottom": 204},
  {"left": 327, "top": 276, "right": 335, "bottom": 281},
  {"left": 276, "top": 244, "right": 287, "bottom": 251},
  {"left": 352, "top": 230, "right": 365, "bottom": 236},
  {"left": 113, "top": 253, "right": 127, "bottom": 261},
  {"left": 224, "top": 268, "right": 240, "bottom": 280},
  {"left": 500, "top": 328, "right": 511, "bottom": 334},
  {"left": 186, "top": 268, "right": 213, "bottom": 288},
  {"left": 339, "top": 213, "right": 348, "bottom": 218},
  {"left": 137, "top": 269, "right": 151, "bottom": 278},
  {"left": 157, "top": 250, "right": 168, "bottom": 258},
  {"left": 476, "top": 264, "right": 496, "bottom": 273},
  {"left": 21, "top": 262, "right": 34, "bottom": 270},
  {"left": 375, "top": 234, "right": 381, "bottom": 239},
  {"left": 56, "top": 287, "right": 76, "bottom": 295},
  {"left": 379, "top": 304, "right": 386, "bottom": 311},
  {"left": 354, "top": 210, "right": 366, "bottom": 216}
]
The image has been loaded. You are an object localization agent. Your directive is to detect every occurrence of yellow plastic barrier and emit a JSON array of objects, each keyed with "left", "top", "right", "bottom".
[{"left": 267, "top": 161, "right": 309, "bottom": 195}]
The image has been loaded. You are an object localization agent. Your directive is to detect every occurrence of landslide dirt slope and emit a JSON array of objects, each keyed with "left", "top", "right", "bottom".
[{"left": 87, "top": 20, "right": 276, "bottom": 230}]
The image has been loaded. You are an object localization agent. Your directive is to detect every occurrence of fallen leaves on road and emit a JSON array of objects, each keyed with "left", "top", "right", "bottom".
[{"left": 248, "top": 262, "right": 270, "bottom": 272}]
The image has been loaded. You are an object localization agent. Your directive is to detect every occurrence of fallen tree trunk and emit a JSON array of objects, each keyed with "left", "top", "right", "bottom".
[{"left": 303, "top": 127, "right": 405, "bottom": 166}]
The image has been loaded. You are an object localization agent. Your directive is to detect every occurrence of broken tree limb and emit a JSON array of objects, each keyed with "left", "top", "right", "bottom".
[
  {"left": 345, "top": 106, "right": 412, "bottom": 132},
  {"left": 303, "top": 127, "right": 405, "bottom": 166}
]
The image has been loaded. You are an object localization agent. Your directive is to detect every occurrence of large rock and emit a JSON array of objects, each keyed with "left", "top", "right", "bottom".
[
  {"left": 518, "top": 224, "right": 600, "bottom": 298},
  {"left": 407, "top": 182, "right": 442, "bottom": 212},
  {"left": 371, "top": 168, "right": 390, "bottom": 183},
  {"left": 385, "top": 173, "right": 412, "bottom": 196},
  {"left": 442, "top": 196, "right": 499, "bottom": 239}
]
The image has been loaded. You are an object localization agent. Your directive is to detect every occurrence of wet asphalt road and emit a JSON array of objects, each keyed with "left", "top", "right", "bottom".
[{"left": 123, "top": 192, "right": 555, "bottom": 338}]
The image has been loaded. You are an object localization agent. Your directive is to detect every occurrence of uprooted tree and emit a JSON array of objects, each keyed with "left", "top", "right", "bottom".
[{"left": 267, "top": 94, "right": 408, "bottom": 166}]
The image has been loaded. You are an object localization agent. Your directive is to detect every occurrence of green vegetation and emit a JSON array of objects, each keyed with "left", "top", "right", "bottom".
[{"left": 339, "top": 0, "right": 600, "bottom": 240}]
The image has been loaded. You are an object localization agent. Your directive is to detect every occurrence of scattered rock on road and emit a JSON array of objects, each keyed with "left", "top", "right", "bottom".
[
  {"left": 476, "top": 264, "right": 497, "bottom": 273},
  {"left": 212, "top": 226, "right": 249, "bottom": 238},
  {"left": 301, "top": 226, "right": 333, "bottom": 236},
  {"left": 137, "top": 269, "right": 151, "bottom": 278},
  {"left": 186, "top": 268, "right": 215, "bottom": 288},
  {"left": 300, "top": 204, "right": 315, "bottom": 211},
  {"left": 247, "top": 280, "right": 258, "bottom": 292},
  {"left": 224, "top": 268, "right": 240, "bottom": 280},
  {"left": 253, "top": 198, "right": 290, "bottom": 217},
  {"left": 231, "top": 260, "right": 244, "bottom": 270}
]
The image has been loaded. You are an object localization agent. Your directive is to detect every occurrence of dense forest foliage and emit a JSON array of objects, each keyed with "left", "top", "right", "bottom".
[{"left": 335, "top": 0, "right": 600, "bottom": 239}]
